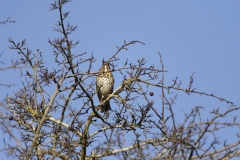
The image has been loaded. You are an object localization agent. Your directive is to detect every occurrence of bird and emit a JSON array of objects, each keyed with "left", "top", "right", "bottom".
[{"left": 96, "top": 61, "right": 114, "bottom": 112}]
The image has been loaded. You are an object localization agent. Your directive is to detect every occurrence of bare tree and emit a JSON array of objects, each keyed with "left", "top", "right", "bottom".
[{"left": 0, "top": 1, "right": 240, "bottom": 160}]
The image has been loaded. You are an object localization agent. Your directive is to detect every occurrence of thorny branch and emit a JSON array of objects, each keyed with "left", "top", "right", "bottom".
[{"left": 0, "top": 16, "right": 15, "bottom": 25}]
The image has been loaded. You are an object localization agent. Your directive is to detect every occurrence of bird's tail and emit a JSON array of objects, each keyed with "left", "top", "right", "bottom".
[{"left": 101, "top": 101, "right": 111, "bottom": 113}]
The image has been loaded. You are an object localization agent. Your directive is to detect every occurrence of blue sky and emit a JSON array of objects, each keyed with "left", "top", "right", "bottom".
[{"left": 1, "top": 1, "right": 240, "bottom": 159}]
